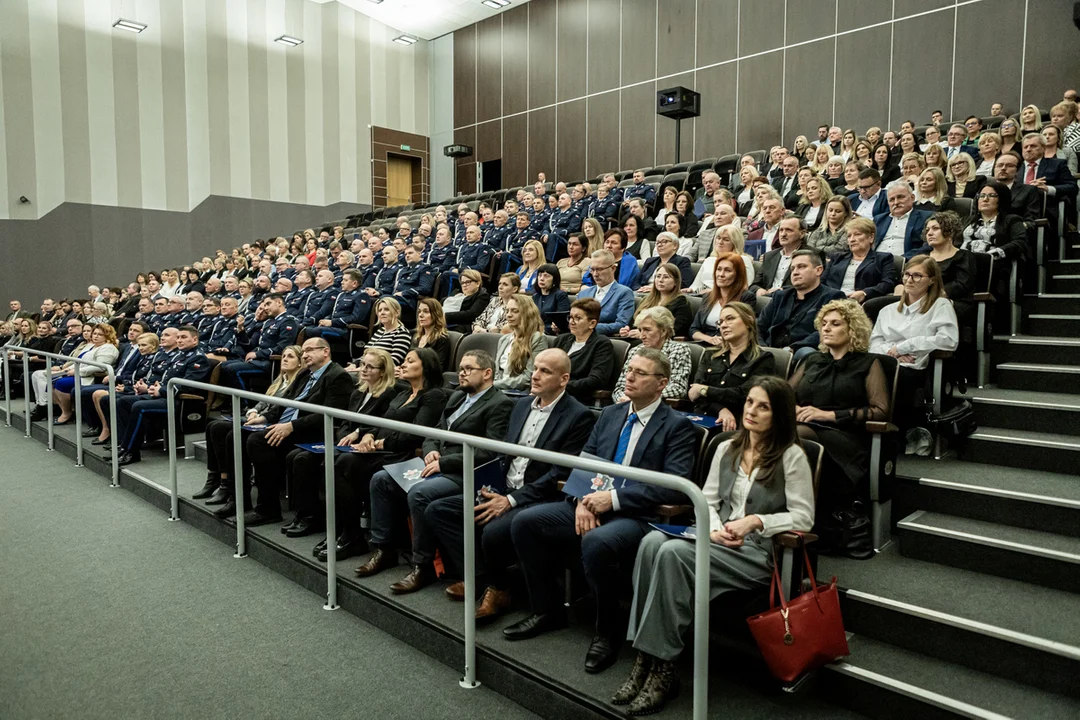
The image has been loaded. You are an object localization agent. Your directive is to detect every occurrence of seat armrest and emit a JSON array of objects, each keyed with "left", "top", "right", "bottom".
[
  {"left": 270, "top": 355, "right": 281, "bottom": 361},
  {"left": 865, "top": 421, "right": 899, "bottom": 434},
  {"left": 346, "top": 323, "right": 367, "bottom": 330},
  {"left": 663, "top": 398, "right": 680, "bottom": 408},
  {"left": 972, "top": 292, "right": 994, "bottom": 302},
  {"left": 177, "top": 393, "right": 204, "bottom": 401},
  {"left": 774, "top": 531, "right": 819, "bottom": 549},
  {"left": 1034, "top": 218, "right": 1049, "bottom": 228},
  {"left": 929, "top": 350, "right": 954, "bottom": 360},
  {"left": 655, "top": 504, "right": 693, "bottom": 520}
]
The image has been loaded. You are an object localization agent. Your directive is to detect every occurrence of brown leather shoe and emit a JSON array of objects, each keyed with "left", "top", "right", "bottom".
[
  {"left": 389, "top": 564, "right": 436, "bottom": 594},
  {"left": 445, "top": 581, "right": 465, "bottom": 601},
  {"left": 475, "top": 586, "right": 511, "bottom": 621},
  {"left": 354, "top": 549, "right": 398, "bottom": 578}
]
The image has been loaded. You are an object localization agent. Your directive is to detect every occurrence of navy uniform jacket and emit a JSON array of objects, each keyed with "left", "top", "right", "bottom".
[
  {"left": 332, "top": 267, "right": 344, "bottom": 287},
  {"left": 201, "top": 316, "right": 239, "bottom": 355},
  {"left": 160, "top": 348, "right": 214, "bottom": 388},
  {"left": 373, "top": 261, "right": 404, "bottom": 296},
  {"left": 278, "top": 268, "right": 297, "bottom": 282},
  {"left": 162, "top": 311, "right": 187, "bottom": 329},
  {"left": 623, "top": 182, "right": 657, "bottom": 207},
  {"left": 573, "top": 197, "right": 595, "bottom": 220},
  {"left": 238, "top": 317, "right": 263, "bottom": 353},
  {"left": 484, "top": 224, "right": 514, "bottom": 252},
  {"left": 285, "top": 286, "right": 313, "bottom": 318},
  {"left": 195, "top": 313, "right": 217, "bottom": 335},
  {"left": 393, "top": 263, "right": 436, "bottom": 307},
  {"left": 145, "top": 349, "right": 180, "bottom": 384},
  {"left": 426, "top": 243, "right": 457, "bottom": 274},
  {"left": 302, "top": 287, "right": 338, "bottom": 326},
  {"left": 255, "top": 313, "right": 300, "bottom": 361},
  {"left": 357, "top": 264, "right": 381, "bottom": 290},
  {"left": 323, "top": 289, "right": 371, "bottom": 329},
  {"left": 453, "top": 223, "right": 469, "bottom": 245},
  {"left": 456, "top": 241, "right": 495, "bottom": 274},
  {"left": 146, "top": 313, "right": 168, "bottom": 335},
  {"left": 126, "top": 353, "right": 157, "bottom": 388},
  {"left": 606, "top": 185, "right": 625, "bottom": 204},
  {"left": 180, "top": 310, "right": 203, "bottom": 327},
  {"left": 529, "top": 208, "right": 551, "bottom": 235},
  {"left": 547, "top": 207, "right": 582, "bottom": 237},
  {"left": 506, "top": 227, "right": 539, "bottom": 260}
]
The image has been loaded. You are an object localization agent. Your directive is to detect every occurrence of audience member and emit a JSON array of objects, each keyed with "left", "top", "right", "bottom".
[
  {"left": 822, "top": 217, "right": 899, "bottom": 304},
  {"left": 472, "top": 273, "right": 522, "bottom": 334},
  {"left": 494, "top": 295, "right": 546, "bottom": 391},
  {"left": 576, "top": 250, "right": 636, "bottom": 336},
  {"left": 612, "top": 307, "right": 690, "bottom": 403},
  {"left": 552, "top": 298, "right": 616, "bottom": 404},
  {"left": 757, "top": 250, "right": 846, "bottom": 363}
]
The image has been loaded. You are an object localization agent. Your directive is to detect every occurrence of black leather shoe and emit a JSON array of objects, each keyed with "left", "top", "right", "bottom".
[
  {"left": 317, "top": 536, "right": 368, "bottom": 562},
  {"left": 193, "top": 479, "right": 218, "bottom": 499},
  {"left": 240, "top": 510, "right": 282, "bottom": 527},
  {"left": 280, "top": 517, "right": 301, "bottom": 534},
  {"left": 204, "top": 487, "right": 230, "bottom": 505},
  {"left": 213, "top": 500, "right": 237, "bottom": 519},
  {"left": 82, "top": 427, "right": 102, "bottom": 438},
  {"left": 118, "top": 451, "right": 141, "bottom": 466},
  {"left": 584, "top": 635, "right": 622, "bottom": 674},
  {"left": 285, "top": 517, "right": 325, "bottom": 538},
  {"left": 502, "top": 612, "right": 568, "bottom": 641},
  {"left": 91, "top": 437, "right": 111, "bottom": 446},
  {"left": 29, "top": 405, "right": 47, "bottom": 422},
  {"left": 312, "top": 538, "right": 328, "bottom": 558}
]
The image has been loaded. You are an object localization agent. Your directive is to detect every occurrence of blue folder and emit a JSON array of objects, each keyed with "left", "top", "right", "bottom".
[
  {"left": 562, "top": 453, "right": 635, "bottom": 499},
  {"left": 677, "top": 411, "right": 720, "bottom": 429},
  {"left": 649, "top": 523, "right": 698, "bottom": 540}
]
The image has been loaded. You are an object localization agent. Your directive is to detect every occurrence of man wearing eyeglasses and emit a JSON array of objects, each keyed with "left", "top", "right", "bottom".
[
  {"left": 849, "top": 168, "right": 888, "bottom": 219},
  {"left": 504, "top": 347, "right": 697, "bottom": 674},
  {"left": 944, "top": 124, "right": 979, "bottom": 161},
  {"left": 576, "top": 249, "right": 636, "bottom": 336},
  {"left": 962, "top": 116, "right": 983, "bottom": 146},
  {"left": 357, "top": 350, "right": 513, "bottom": 594}
]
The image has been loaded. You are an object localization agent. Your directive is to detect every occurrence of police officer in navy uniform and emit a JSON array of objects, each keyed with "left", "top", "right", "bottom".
[
  {"left": 572, "top": 184, "right": 594, "bottom": 219},
  {"left": 300, "top": 270, "right": 339, "bottom": 327},
  {"left": 196, "top": 297, "right": 221, "bottom": 337},
  {"left": 306, "top": 269, "right": 372, "bottom": 341},
  {"left": 591, "top": 182, "right": 620, "bottom": 228},
  {"left": 503, "top": 211, "right": 539, "bottom": 271},
  {"left": 543, "top": 193, "right": 582, "bottom": 262},
  {"left": 426, "top": 225, "right": 457, "bottom": 276},
  {"left": 219, "top": 294, "right": 299, "bottom": 390},
  {"left": 200, "top": 298, "right": 240, "bottom": 360},
  {"left": 356, "top": 249, "right": 381, "bottom": 291},
  {"left": 369, "top": 246, "right": 404, "bottom": 299},
  {"left": 454, "top": 211, "right": 479, "bottom": 246},
  {"left": 621, "top": 169, "right": 656, "bottom": 208},
  {"left": 284, "top": 270, "right": 314, "bottom": 318},
  {"left": 390, "top": 246, "right": 435, "bottom": 324},
  {"left": 528, "top": 196, "right": 551, "bottom": 236},
  {"left": 110, "top": 325, "right": 214, "bottom": 466},
  {"left": 180, "top": 291, "right": 204, "bottom": 327},
  {"left": 456, "top": 225, "right": 496, "bottom": 277},
  {"left": 484, "top": 209, "right": 514, "bottom": 256},
  {"left": 163, "top": 297, "right": 187, "bottom": 328},
  {"left": 147, "top": 298, "right": 169, "bottom": 335}
]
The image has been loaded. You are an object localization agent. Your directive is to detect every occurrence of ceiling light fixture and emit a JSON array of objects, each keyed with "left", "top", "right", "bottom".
[
  {"left": 274, "top": 34, "right": 303, "bottom": 47},
  {"left": 392, "top": 34, "right": 418, "bottom": 46},
  {"left": 482, "top": 0, "right": 511, "bottom": 8},
  {"left": 368, "top": 0, "right": 385, "bottom": 4},
  {"left": 113, "top": 18, "right": 147, "bottom": 33}
]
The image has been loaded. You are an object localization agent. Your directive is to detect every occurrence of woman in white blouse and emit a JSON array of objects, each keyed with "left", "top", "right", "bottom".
[
  {"left": 870, "top": 255, "right": 958, "bottom": 371},
  {"left": 615, "top": 376, "right": 813, "bottom": 715},
  {"left": 689, "top": 225, "right": 756, "bottom": 293}
]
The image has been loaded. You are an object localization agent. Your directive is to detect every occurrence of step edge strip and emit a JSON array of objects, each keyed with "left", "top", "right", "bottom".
[
  {"left": 919, "top": 477, "right": 1080, "bottom": 509},
  {"left": 843, "top": 589, "right": 1080, "bottom": 661},
  {"left": 994, "top": 363, "right": 1080, "bottom": 373},
  {"left": 969, "top": 396, "right": 1080, "bottom": 411},
  {"left": 969, "top": 432, "right": 1080, "bottom": 450},
  {"left": 1003, "top": 337, "right": 1080, "bottom": 346},
  {"left": 1027, "top": 314, "right": 1080, "bottom": 320},
  {"left": 897, "top": 519, "right": 1080, "bottom": 564},
  {"left": 828, "top": 662, "right": 1014, "bottom": 720}
]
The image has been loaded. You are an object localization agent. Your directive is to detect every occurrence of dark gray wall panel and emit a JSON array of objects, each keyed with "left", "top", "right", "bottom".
[
  {"left": 953, "top": 0, "right": 1024, "bottom": 120},
  {"left": 834, "top": 25, "right": 891, "bottom": 135},
  {"left": 476, "top": 17, "right": 503, "bottom": 123},
  {"left": 556, "top": 0, "right": 587, "bottom": 102},
  {"left": 695, "top": 64, "right": 738, "bottom": 158},
  {"left": 587, "top": 0, "right": 621, "bottom": 94},
  {"left": 895, "top": 0, "right": 953, "bottom": 20},
  {"left": 739, "top": 0, "right": 786, "bottom": 55},
  {"left": 620, "top": 82, "right": 656, "bottom": 171},
  {"left": 836, "top": 0, "right": 891, "bottom": 33},
  {"left": 737, "top": 51, "right": 784, "bottom": 153},
  {"left": 454, "top": 25, "right": 476, "bottom": 128},
  {"left": 620, "top": 0, "right": 657, "bottom": 86},
  {"left": 502, "top": 113, "right": 529, "bottom": 188},
  {"left": 502, "top": 6, "right": 530, "bottom": 116},
  {"left": 1021, "top": 0, "right": 1080, "bottom": 111},
  {"left": 528, "top": 107, "right": 557, "bottom": 181},
  {"left": 784, "top": 39, "right": 836, "bottom": 144},
  {"left": 655, "top": 73, "right": 696, "bottom": 165},
  {"left": 556, "top": 100, "right": 587, "bottom": 181},
  {"left": 785, "top": 0, "right": 837, "bottom": 46},
  {"left": 656, "top": 0, "right": 696, "bottom": 78},
  {"left": 695, "top": 0, "right": 738, "bottom": 68},
  {"left": 890, "top": 13, "right": 953, "bottom": 128},
  {"left": 476, "top": 120, "right": 502, "bottom": 164},
  {"left": 528, "top": 0, "right": 557, "bottom": 108},
  {"left": 455, "top": 126, "right": 477, "bottom": 195},
  {"left": 587, "top": 90, "right": 622, "bottom": 178}
]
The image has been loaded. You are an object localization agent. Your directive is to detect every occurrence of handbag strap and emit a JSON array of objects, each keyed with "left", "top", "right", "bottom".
[{"left": 769, "top": 533, "right": 821, "bottom": 608}]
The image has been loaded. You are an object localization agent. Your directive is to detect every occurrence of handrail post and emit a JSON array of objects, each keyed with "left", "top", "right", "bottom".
[
  {"left": 45, "top": 359, "right": 55, "bottom": 451},
  {"left": 323, "top": 413, "right": 338, "bottom": 610},
  {"left": 73, "top": 371, "right": 83, "bottom": 464},
  {"left": 3, "top": 352, "right": 11, "bottom": 427},
  {"left": 23, "top": 354, "right": 32, "bottom": 437},
  {"left": 231, "top": 395, "right": 246, "bottom": 557},
  {"left": 460, "top": 442, "right": 479, "bottom": 689},
  {"left": 107, "top": 370, "right": 118, "bottom": 487},
  {"left": 168, "top": 382, "right": 180, "bottom": 522},
  {"left": 691, "top": 499, "right": 710, "bottom": 720}
]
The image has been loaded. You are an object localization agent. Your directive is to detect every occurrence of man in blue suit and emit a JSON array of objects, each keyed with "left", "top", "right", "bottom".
[
  {"left": 873, "top": 181, "right": 933, "bottom": 259},
  {"left": 425, "top": 349, "right": 596, "bottom": 621},
  {"left": 504, "top": 346, "right": 697, "bottom": 674},
  {"left": 848, "top": 168, "right": 889, "bottom": 219},
  {"left": 943, "top": 124, "right": 980, "bottom": 162},
  {"left": 576, "top": 250, "right": 636, "bottom": 336}
]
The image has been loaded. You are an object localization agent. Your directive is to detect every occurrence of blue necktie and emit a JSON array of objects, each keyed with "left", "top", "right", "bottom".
[
  {"left": 281, "top": 373, "right": 317, "bottom": 423},
  {"left": 613, "top": 412, "right": 638, "bottom": 465}
]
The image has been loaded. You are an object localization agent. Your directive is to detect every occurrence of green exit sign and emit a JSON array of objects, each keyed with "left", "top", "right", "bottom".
[{"left": 400, "top": 144, "right": 411, "bottom": 151}]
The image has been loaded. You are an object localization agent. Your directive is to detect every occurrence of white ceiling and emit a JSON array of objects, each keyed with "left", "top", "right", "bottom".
[{"left": 311, "top": 0, "right": 530, "bottom": 41}]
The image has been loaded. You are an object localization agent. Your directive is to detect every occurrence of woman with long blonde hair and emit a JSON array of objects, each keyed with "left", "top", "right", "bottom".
[{"left": 493, "top": 294, "right": 545, "bottom": 390}]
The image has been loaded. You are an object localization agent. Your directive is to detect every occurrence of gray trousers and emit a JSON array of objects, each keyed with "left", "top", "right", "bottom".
[{"left": 626, "top": 530, "right": 773, "bottom": 661}]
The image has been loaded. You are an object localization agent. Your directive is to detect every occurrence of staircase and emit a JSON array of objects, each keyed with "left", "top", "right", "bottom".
[{"left": 818, "top": 239, "right": 1080, "bottom": 718}]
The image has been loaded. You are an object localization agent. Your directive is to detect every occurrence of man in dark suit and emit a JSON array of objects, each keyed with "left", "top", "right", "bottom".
[
  {"left": 758, "top": 250, "right": 845, "bottom": 364},
  {"left": 771, "top": 155, "right": 801, "bottom": 209},
  {"left": 994, "top": 152, "right": 1042, "bottom": 227},
  {"left": 943, "top": 124, "right": 980, "bottom": 162},
  {"left": 426, "top": 349, "right": 596, "bottom": 621},
  {"left": 242, "top": 337, "right": 355, "bottom": 525},
  {"left": 356, "top": 349, "right": 514, "bottom": 594},
  {"left": 849, "top": 168, "right": 889, "bottom": 219},
  {"left": 750, "top": 215, "right": 805, "bottom": 296},
  {"left": 1020, "top": 134, "right": 1078, "bottom": 203},
  {"left": 504, "top": 347, "right": 697, "bottom": 675},
  {"left": 873, "top": 181, "right": 933, "bottom": 259}
]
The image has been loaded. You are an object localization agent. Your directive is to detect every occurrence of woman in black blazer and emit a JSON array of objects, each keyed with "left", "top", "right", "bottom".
[
  {"left": 326, "top": 348, "right": 450, "bottom": 561},
  {"left": 552, "top": 298, "right": 617, "bottom": 403},
  {"left": 821, "top": 222, "right": 900, "bottom": 304},
  {"left": 945, "top": 153, "right": 986, "bottom": 199},
  {"left": 532, "top": 264, "right": 571, "bottom": 334},
  {"left": 442, "top": 269, "right": 491, "bottom": 333},
  {"left": 687, "top": 302, "right": 777, "bottom": 431}
]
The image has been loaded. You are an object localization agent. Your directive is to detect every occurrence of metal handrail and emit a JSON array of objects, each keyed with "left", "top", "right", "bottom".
[
  {"left": 167, "top": 377, "right": 713, "bottom": 720},
  {"left": 2, "top": 346, "right": 119, "bottom": 485}
]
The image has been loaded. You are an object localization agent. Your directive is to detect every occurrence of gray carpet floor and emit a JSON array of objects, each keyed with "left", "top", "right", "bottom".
[{"left": 0, "top": 429, "right": 538, "bottom": 720}]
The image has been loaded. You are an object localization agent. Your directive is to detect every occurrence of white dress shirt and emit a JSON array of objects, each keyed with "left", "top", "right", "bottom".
[
  {"left": 841, "top": 258, "right": 863, "bottom": 292},
  {"left": 869, "top": 296, "right": 959, "bottom": 370},
  {"left": 878, "top": 211, "right": 911, "bottom": 256},
  {"left": 505, "top": 392, "right": 565, "bottom": 505},
  {"left": 854, "top": 190, "right": 882, "bottom": 219},
  {"left": 610, "top": 396, "right": 663, "bottom": 512},
  {"left": 771, "top": 249, "right": 796, "bottom": 290}
]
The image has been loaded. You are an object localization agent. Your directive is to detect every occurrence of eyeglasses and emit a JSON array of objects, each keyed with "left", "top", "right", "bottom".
[
  {"left": 902, "top": 272, "right": 928, "bottom": 282},
  {"left": 592, "top": 264, "right": 614, "bottom": 272},
  {"left": 857, "top": 183, "right": 879, "bottom": 191},
  {"left": 625, "top": 368, "right": 665, "bottom": 379},
  {"left": 458, "top": 365, "right": 483, "bottom": 374},
  {"left": 975, "top": 193, "right": 998, "bottom": 200},
  {"left": 360, "top": 363, "right": 381, "bottom": 372}
]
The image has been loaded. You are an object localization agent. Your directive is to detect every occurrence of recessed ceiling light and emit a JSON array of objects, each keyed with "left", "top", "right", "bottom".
[
  {"left": 274, "top": 34, "right": 303, "bottom": 47},
  {"left": 482, "top": 0, "right": 511, "bottom": 7},
  {"left": 392, "top": 35, "right": 418, "bottom": 46},
  {"left": 113, "top": 18, "right": 147, "bottom": 33}
]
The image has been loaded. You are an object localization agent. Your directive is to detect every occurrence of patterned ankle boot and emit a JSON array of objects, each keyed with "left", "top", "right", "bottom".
[
  {"left": 627, "top": 658, "right": 680, "bottom": 716},
  {"left": 611, "top": 652, "right": 653, "bottom": 705}
]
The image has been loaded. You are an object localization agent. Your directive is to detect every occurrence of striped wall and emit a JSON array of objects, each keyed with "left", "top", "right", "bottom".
[{"left": 0, "top": 0, "right": 431, "bottom": 221}]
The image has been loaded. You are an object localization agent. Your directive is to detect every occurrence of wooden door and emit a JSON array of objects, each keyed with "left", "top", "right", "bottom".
[{"left": 387, "top": 156, "right": 413, "bottom": 206}]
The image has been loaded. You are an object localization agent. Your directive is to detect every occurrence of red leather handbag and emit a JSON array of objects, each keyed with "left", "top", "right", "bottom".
[{"left": 746, "top": 543, "right": 849, "bottom": 683}]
